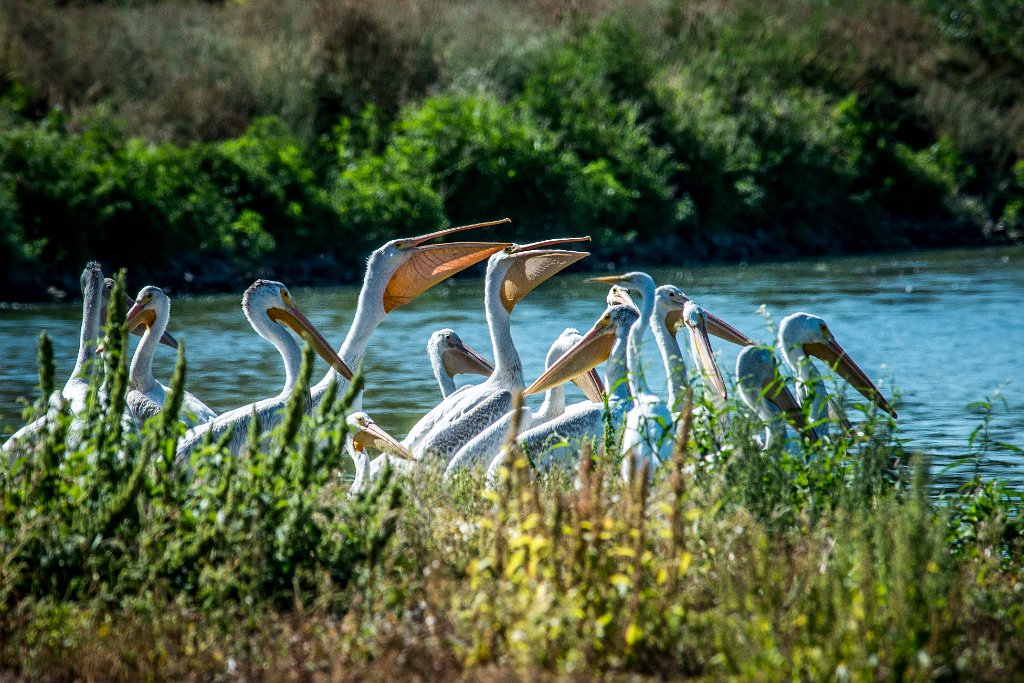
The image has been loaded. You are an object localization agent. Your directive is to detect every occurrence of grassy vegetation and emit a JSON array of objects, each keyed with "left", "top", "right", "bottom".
[
  {"left": 0, "top": 0, "right": 1022, "bottom": 300},
  {"left": 2, "top": 275, "right": 1023, "bottom": 680}
]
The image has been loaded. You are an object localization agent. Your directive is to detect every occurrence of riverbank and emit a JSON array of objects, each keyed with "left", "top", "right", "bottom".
[{"left": 2, "top": 0, "right": 1022, "bottom": 301}]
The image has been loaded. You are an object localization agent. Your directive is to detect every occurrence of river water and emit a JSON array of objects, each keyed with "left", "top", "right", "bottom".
[{"left": 2, "top": 247, "right": 1022, "bottom": 484}]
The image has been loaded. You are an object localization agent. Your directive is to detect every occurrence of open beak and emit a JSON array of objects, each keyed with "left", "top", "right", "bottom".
[
  {"left": 268, "top": 303, "right": 354, "bottom": 380},
  {"left": 383, "top": 219, "right": 513, "bottom": 312},
  {"left": 687, "top": 317, "right": 728, "bottom": 401},
  {"left": 804, "top": 339, "right": 897, "bottom": 418},
  {"left": 501, "top": 237, "right": 591, "bottom": 313},
  {"left": 524, "top": 319, "right": 613, "bottom": 397},
  {"left": 572, "top": 367, "right": 606, "bottom": 402},
  {"left": 443, "top": 338, "right": 495, "bottom": 378},
  {"left": 352, "top": 420, "right": 413, "bottom": 459}
]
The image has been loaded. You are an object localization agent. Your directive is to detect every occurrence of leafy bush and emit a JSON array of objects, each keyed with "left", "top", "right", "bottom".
[{"left": 1, "top": 282, "right": 1023, "bottom": 678}]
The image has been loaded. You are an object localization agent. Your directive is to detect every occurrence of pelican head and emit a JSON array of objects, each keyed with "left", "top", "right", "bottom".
[
  {"left": 346, "top": 412, "right": 412, "bottom": 458},
  {"left": 778, "top": 312, "right": 896, "bottom": 418},
  {"left": 683, "top": 301, "right": 728, "bottom": 401},
  {"left": 735, "top": 345, "right": 810, "bottom": 433},
  {"left": 430, "top": 328, "right": 494, "bottom": 378},
  {"left": 370, "top": 218, "right": 513, "bottom": 313},
  {"left": 104, "top": 279, "right": 178, "bottom": 348},
  {"left": 243, "top": 280, "right": 354, "bottom": 380},
  {"left": 606, "top": 285, "right": 634, "bottom": 307},
  {"left": 549, "top": 327, "right": 606, "bottom": 401},
  {"left": 655, "top": 284, "right": 754, "bottom": 347},
  {"left": 82, "top": 261, "right": 103, "bottom": 302},
  {"left": 125, "top": 285, "right": 169, "bottom": 332},
  {"left": 524, "top": 303, "right": 639, "bottom": 397},
  {"left": 490, "top": 237, "right": 592, "bottom": 313}
]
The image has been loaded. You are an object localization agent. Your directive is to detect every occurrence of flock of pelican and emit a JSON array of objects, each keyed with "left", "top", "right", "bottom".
[{"left": 2, "top": 219, "right": 898, "bottom": 493}]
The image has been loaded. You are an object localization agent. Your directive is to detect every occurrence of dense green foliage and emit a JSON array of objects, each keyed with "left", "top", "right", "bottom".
[
  {"left": 1, "top": 276, "right": 1023, "bottom": 679},
  {"left": 1, "top": 0, "right": 1022, "bottom": 299}
]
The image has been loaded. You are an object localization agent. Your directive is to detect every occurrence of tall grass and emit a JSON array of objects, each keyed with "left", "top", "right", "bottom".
[{"left": 1, "top": 277, "right": 1023, "bottom": 678}]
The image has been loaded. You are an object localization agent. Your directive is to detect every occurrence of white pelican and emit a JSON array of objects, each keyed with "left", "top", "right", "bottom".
[
  {"left": 310, "top": 219, "right": 512, "bottom": 410},
  {"left": 3, "top": 268, "right": 181, "bottom": 454},
  {"left": 175, "top": 280, "right": 354, "bottom": 462},
  {"left": 443, "top": 327, "right": 604, "bottom": 479},
  {"left": 682, "top": 301, "right": 730, "bottom": 406},
  {"left": 777, "top": 312, "right": 897, "bottom": 436},
  {"left": 4, "top": 263, "right": 103, "bottom": 452},
  {"left": 651, "top": 285, "right": 754, "bottom": 411},
  {"left": 105, "top": 277, "right": 178, "bottom": 348},
  {"left": 503, "top": 302, "right": 640, "bottom": 479},
  {"left": 121, "top": 286, "right": 217, "bottom": 428},
  {"left": 427, "top": 328, "right": 494, "bottom": 398},
  {"left": 586, "top": 272, "right": 677, "bottom": 485},
  {"left": 735, "top": 345, "right": 812, "bottom": 451},
  {"left": 345, "top": 412, "right": 413, "bottom": 495},
  {"left": 403, "top": 237, "right": 591, "bottom": 461}
]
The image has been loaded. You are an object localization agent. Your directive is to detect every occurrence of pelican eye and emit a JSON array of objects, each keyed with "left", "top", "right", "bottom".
[
  {"left": 819, "top": 323, "right": 830, "bottom": 339},
  {"left": 281, "top": 290, "right": 292, "bottom": 304}
]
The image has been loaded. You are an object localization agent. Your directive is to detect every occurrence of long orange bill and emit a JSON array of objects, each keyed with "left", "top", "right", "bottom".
[
  {"left": 705, "top": 311, "right": 755, "bottom": 346},
  {"left": 524, "top": 321, "right": 614, "bottom": 397},
  {"left": 688, "top": 318, "right": 728, "bottom": 401},
  {"left": 572, "top": 367, "right": 606, "bottom": 402},
  {"left": 584, "top": 274, "right": 626, "bottom": 285},
  {"left": 500, "top": 248, "right": 590, "bottom": 312},
  {"left": 761, "top": 376, "right": 813, "bottom": 435},
  {"left": 804, "top": 339, "right": 897, "bottom": 418},
  {"left": 124, "top": 300, "right": 156, "bottom": 331},
  {"left": 444, "top": 338, "right": 495, "bottom": 377},
  {"left": 384, "top": 241, "right": 512, "bottom": 312},
  {"left": 511, "top": 236, "right": 592, "bottom": 252},
  {"left": 269, "top": 304, "right": 355, "bottom": 380},
  {"left": 123, "top": 294, "right": 178, "bottom": 348},
  {"left": 352, "top": 421, "right": 413, "bottom": 459},
  {"left": 384, "top": 219, "right": 514, "bottom": 312},
  {"left": 404, "top": 218, "right": 511, "bottom": 247}
]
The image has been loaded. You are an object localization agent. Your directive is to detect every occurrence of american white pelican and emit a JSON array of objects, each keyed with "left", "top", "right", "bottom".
[
  {"left": 175, "top": 280, "right": 354, "bottom": 462},
  {"left": 122, "top": 286, "right": 217, "bottom": 428},
  {"left": 502, "top": 302, "right": 640, "bottom": 480},
  {"left": 106, "top": 277, "right": 178, "bottom": 348},
  {"left": 586, "top": 272, "right": 674, "bottom": 486},
  {"left": 310, "top": 219, "right": 512, "bottom": 410},
  {"left": 777, "top": 312, "right": 897, "bottom": 436},
  {"left": 403, "top": 237, "right": 591, "bottom": 461},
  {"left": 427, "top": 328, "right": 494, "bottom": 398},
  {"left": 443, "top": 327, "right": 604, "bottom": 479},
  {"left": 3, "top": 268, "right": 180, "bottom": 454},
  {"left": 682, "top": 301, "right": 730, "bottom": 406},
  {"left": 735, "top": 345, "right": 811, "bottom": 450},
  {"left": 651, "top": 285, "right": 754, "bottom": 411},
  {"left": 5, "top": 263, "right": 104, "bottom": 453},
  {"left": 345, "top": 412, "right": 413, "bottom": 496}
]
